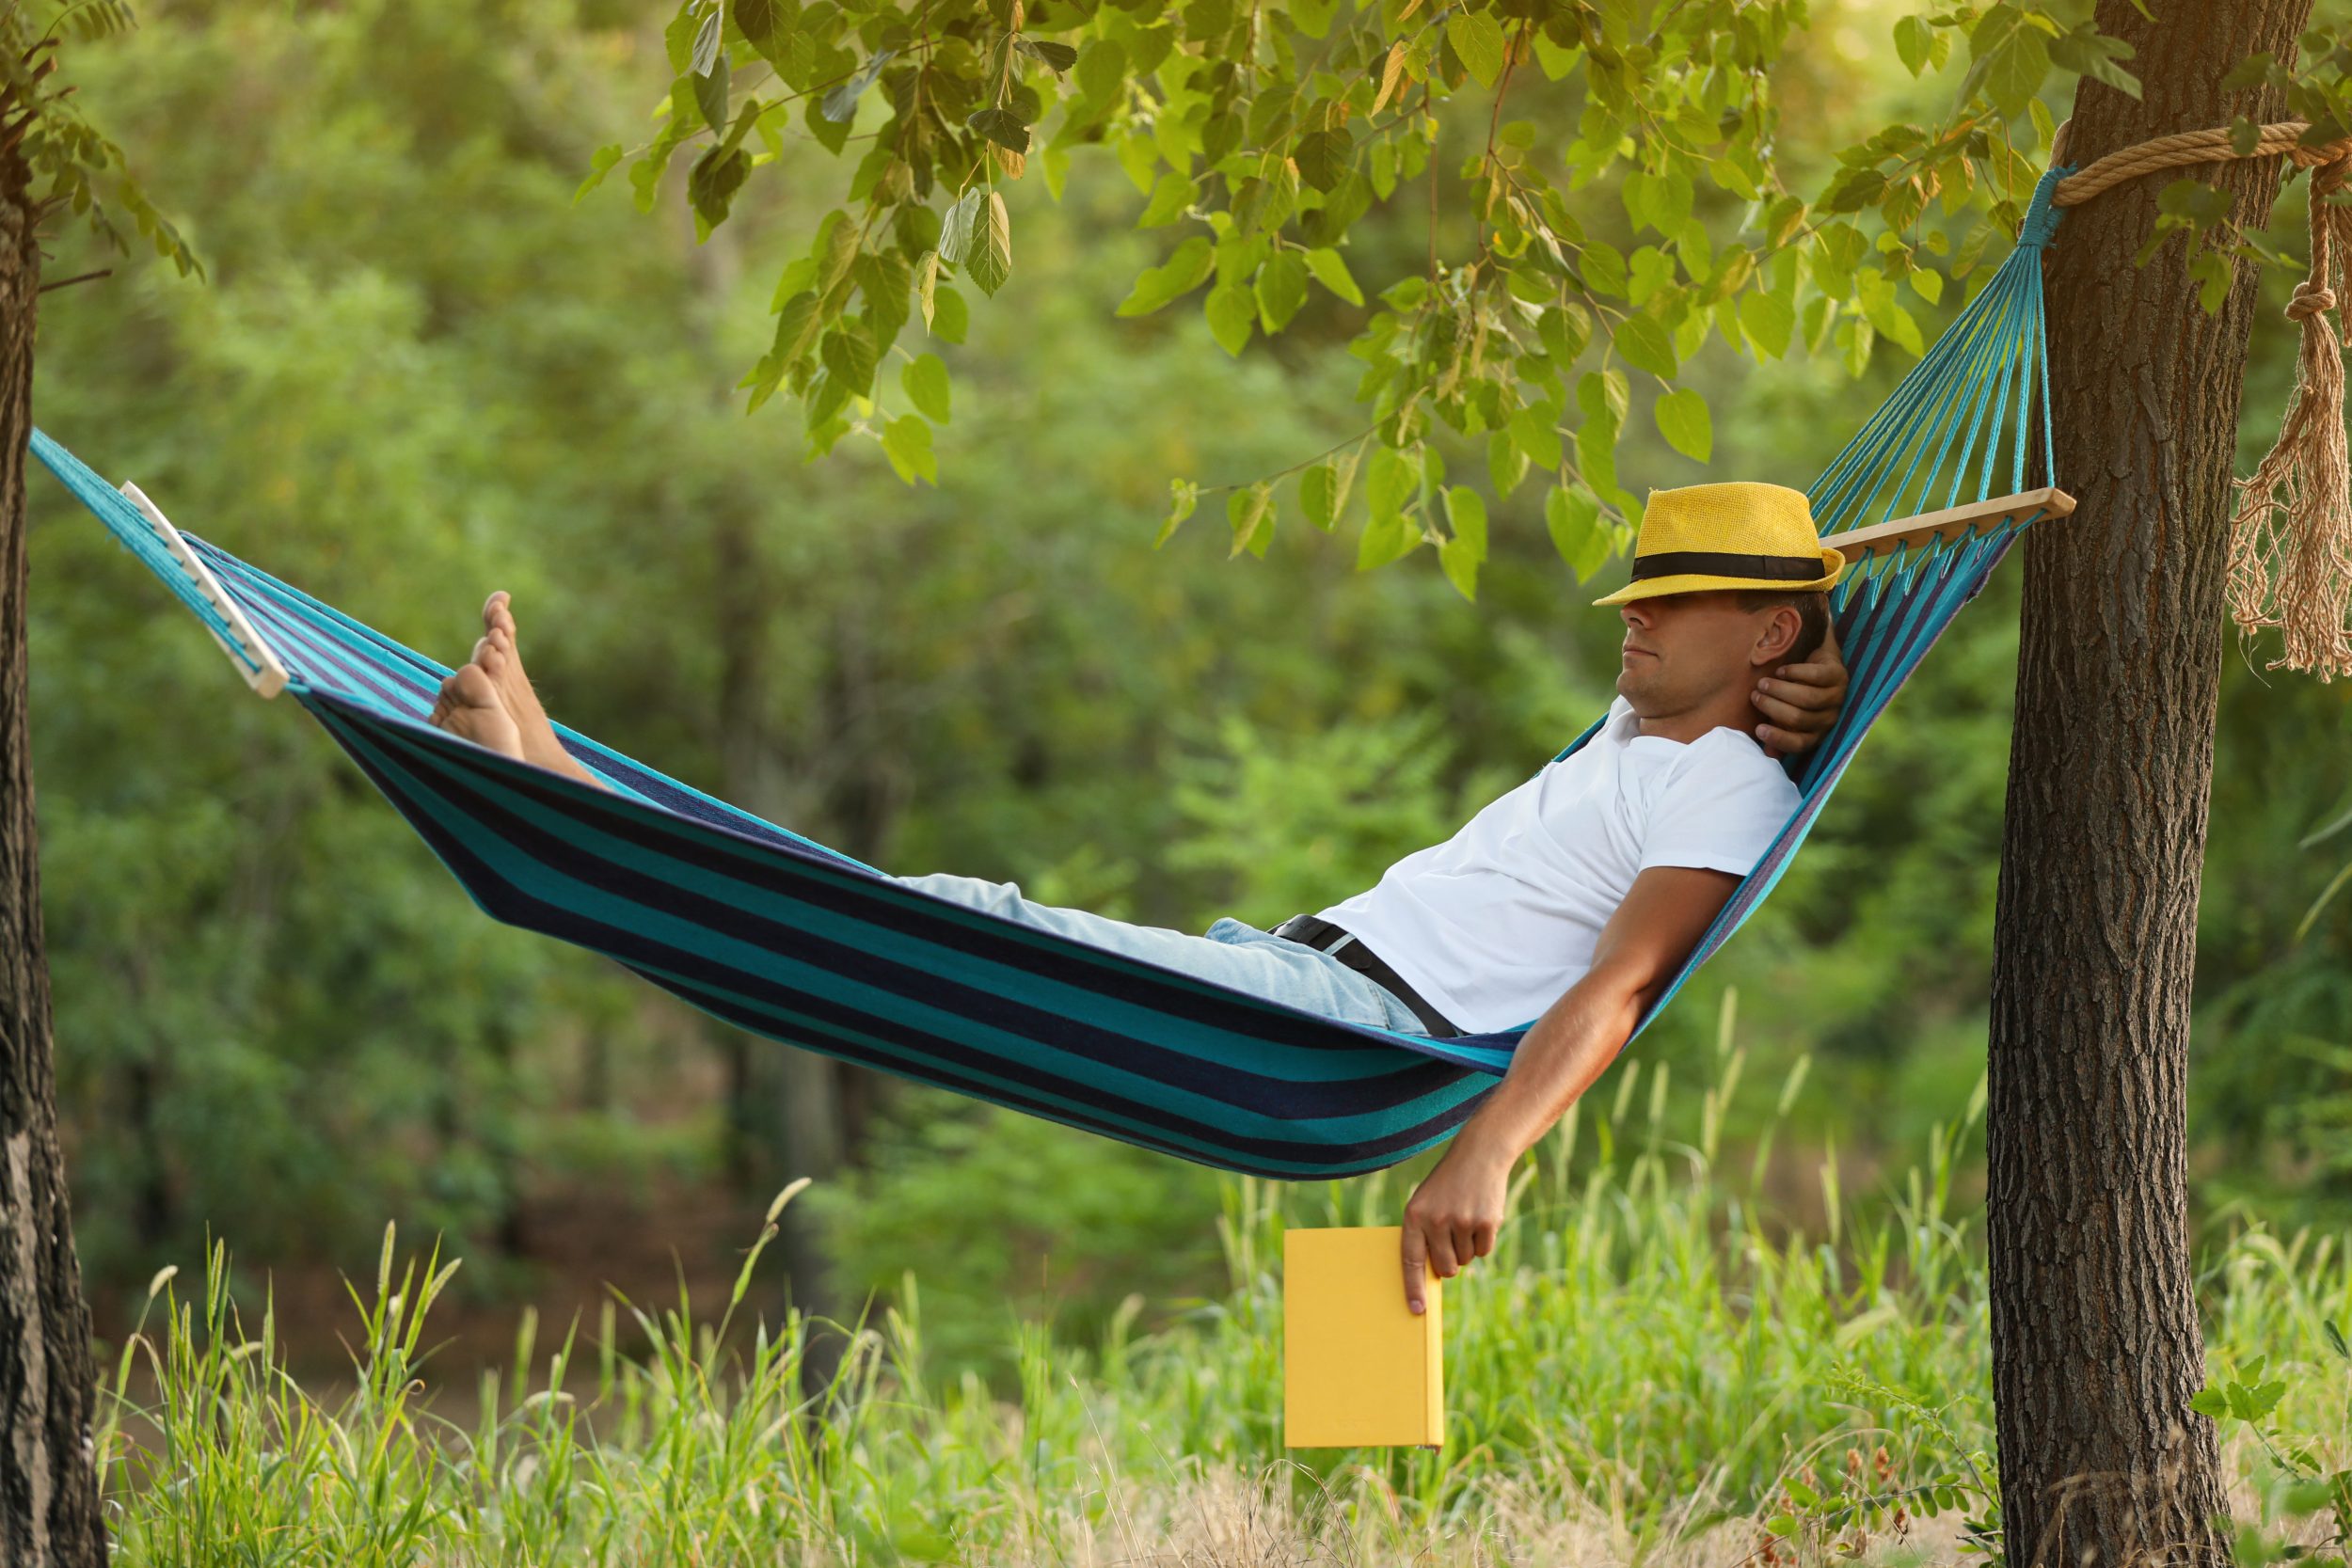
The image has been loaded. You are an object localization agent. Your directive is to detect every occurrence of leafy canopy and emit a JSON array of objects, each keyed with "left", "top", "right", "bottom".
[{"left": 589, "top": 0, "right": 2148, "bottom": 598}]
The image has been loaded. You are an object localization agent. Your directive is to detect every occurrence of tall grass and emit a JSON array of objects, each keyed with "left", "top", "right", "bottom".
[{"left": 93, "top": 1010, "right": 2352, "bottom": 1565}]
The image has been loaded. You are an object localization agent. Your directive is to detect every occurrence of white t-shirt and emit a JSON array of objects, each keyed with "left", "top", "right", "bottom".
[{"left": 1312, "top": 696, "right": 1800, "bottom": 1035}]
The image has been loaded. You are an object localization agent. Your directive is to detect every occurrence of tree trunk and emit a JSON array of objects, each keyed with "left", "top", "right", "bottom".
[
  {"left": 1990, "top": 6, "right": 2310, "bottom": 1564},
  {"left": 0, "top": 125, "right": 111, "bottom": 1566},
  {"left": 680, "top": 200, "right": 867, "bottom": 1395}
]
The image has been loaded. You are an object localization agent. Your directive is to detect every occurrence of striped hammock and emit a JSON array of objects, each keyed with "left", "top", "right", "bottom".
[{"left": 30, "top": 170, "right": 2077, "bottom": 1180}]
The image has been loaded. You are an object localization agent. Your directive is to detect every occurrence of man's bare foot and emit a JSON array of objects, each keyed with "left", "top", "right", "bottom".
[
  {"left": 451, "top": 591, "right": 606, "bottom": 791},
  {"left": 473, "top": 591, "right": 574, "bottom": 774},
  {"left": 426, "top": 661, "right": 527, "bottom": 761}
]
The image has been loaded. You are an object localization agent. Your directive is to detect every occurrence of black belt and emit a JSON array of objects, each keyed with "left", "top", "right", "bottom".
[{"left": 1271, "top": 914, "right": 1462, "bottom": 1037}]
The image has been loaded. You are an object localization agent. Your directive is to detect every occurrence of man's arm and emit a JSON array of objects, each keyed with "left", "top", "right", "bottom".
[{"left": 1396, "top": 863, "right": 1740, "bottom": 1313}]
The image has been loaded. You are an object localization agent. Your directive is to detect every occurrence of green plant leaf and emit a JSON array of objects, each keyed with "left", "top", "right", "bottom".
[
  {"left": 1255, "top": 250, "right": 1309, "bottom": 331},
  {"left": 1303, "top": 247, "right": 1362, "bottom": 305},
  {"left": 880, "top": 414, "right": 937, "bottom": 484},
  {"left": 1117, "top": 236, "right": 1216, "bottom": 315},
  {"left": 965, "top": 191, "right": 1013, "bottom": 296},
  {"left": 1294, "top": 127, "right": 1351, "bottom": 193},
  {"left": 1547, "top": 485, "right": 1611, "bottom": 580},
  {"left": 968, "top": 106, "right": 1032, "bottom": 153},
  {"left": 1445, "top": 11, "right": 1506, "bottom": 88},
  {"left": 1204, "top": 279, "right": 1256, "bottom": 355},
  {"left": 1227, "top": 483, "right": 1273, "bottom": 557},
  {"left": 820, "top": 325, "right": 877, "bottom": 397},
  {"left": 1739, "top": 291, "right": 1794, "bottom": 357},
  {"left": 1613, "top": 313, "right": 1678, "bottom": 379},
  {"left": 1654, "top": 388, "right": 1711, "bottom": 461},
  {"left": 902, "top": 352, "right": 952, "bottom": 422}
]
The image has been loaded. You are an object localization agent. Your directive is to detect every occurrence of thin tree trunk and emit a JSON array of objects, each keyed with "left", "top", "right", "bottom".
[
  {"left": 1990, "top": 6, "right": 2310, "bottom": 1564},
  {"left": 0, "top": 119, "right": 110, "bottom": 1567},
  {"left": 681, "top": 200, "right": 866, "bottom": 1393}
]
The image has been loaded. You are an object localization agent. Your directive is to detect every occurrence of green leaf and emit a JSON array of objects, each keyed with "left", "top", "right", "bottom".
[
  {"left": 902, "top": 352, "right": 952, "bottom": 422},
  {"left": 695, "top": 51, "right": 732, "bottom": 133},
  {"left": 1967, "top": 5, "right": 2053, "bottom": 119},
  {"left": 1300, "top": 462, "right": 1340, "bottom": 530},
  {"left": 1445, "top": 11, "right": 1507, "bottom": 88},
  {"left": 1547, "top": 485, "right": 1611, "bottom": 580},
  {"left": 1204, "top": 279, "right": 1257, "bottom": 355},
  {"left": 1156, "top": 477, "right": 1200, "bottom": 546},
  {"left": 939, "top": 188, "right": 984, "bottom": 265},
  {"left": 968, "top": 106, "right": 1033, "bottom": 153},
  {"left": 1438, "top": 533, "right": 1481, "bottom": 599},
  {"left": 1738, "top": 291, "right": 1794, "bottom": 358},
  {"left": 1117, "top": 236, "right": 1216, "bottom": 315},
  {"left": 575, "top": 143, "right": 626, "bottom": 204},
  {"left": 1894, "top": 14, "right": 1930, "bottom": 76},
  {"left": 819, "top": 48, "right": 897, "bottom": 123},
  {"left": 1508, "top": 402, "right": 1563, "bottom": 470},
  {"left": 1019, "top": 38, "right": 1078, "bottom": 70},
  {"left": 1539, "top": 300, "right": 1593, "bottom": 363},
  {"left": 1303, "top": 247, "right": 1363, "bottom": 306},
  {"left": 1255, "top": 250, "right": 1310, "bottom": 331},
  {"left": 1580, "top": 239, "right": 1629, "bottom": 298},
  {"left": 965, "top": 191, "right": 1013, "bottom": 297},
  {"left": 820, "top": 325, "right": 877, "bottom": 397},
  {"left": 1443, "top": 485, "right": 1487, "bottom": 554},
  {"left": 1580, "top": 367, "right": 1629, "bottom": 430},
  {"left": 931, "top": 284, "right": 970, "bottom": 343},
  {"left": 916, "top": 250, "right": 939, "bottom": 330},
  {"left": 737, "top": 0, "right": 781, "bottom": 44},
  {"left": 691, "top": 4, "right": 723, "bottom": 74},
  {"left": 1364, "top": 444, "right": 1420, "bottom": 531},
  {"left": 1357, "top": 506, "right": 1421, "bottom": 569},
  {"left": 769, "top": 291, "right": 824, "bottom": 368},
  {"left": 1227, "top": 483, "right": 1274, "bottom": 557},
  {"left": 1654, "top": 388, "right": 1711, "bottom": 461},
  {"left": 1139, "top": 171, "right": 1200, "bottom": 227},
  {"left": 1613, "top": 312, "right": 1678, "bottom": 379},
  {"left": 1294, "top": 128, "right": 1352, "bottom": 193},
  {"left": 1488, "top": 428, "right": 1529, "bottom": 497},
  {"left": 1077, "top": 38, "right": 1128, "bottom": 101},
  {"left": 880, "top": 414, "right": 938, "bottom": 484}
]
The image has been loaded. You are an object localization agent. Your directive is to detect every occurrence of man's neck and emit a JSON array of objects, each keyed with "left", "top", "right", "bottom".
[{"left": 1634, "top": 685, "right": 1761, "bottom": 745}]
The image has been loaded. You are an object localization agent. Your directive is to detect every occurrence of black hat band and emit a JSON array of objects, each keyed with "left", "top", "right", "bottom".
[{"left": 1629, "top": 549, "right": 1825, "bottom": 582}]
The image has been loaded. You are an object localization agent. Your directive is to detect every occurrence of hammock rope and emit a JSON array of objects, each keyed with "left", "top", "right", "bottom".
[
  {"left": 26, "top": 166, "right": 2080, "bottom": 1180},
  {"left": 2051, "top": 117, "right": 2352, "bottom": 681}
]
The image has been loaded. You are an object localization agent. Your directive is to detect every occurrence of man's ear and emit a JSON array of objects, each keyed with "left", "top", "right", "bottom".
[{"left": 1750, "top": 604, "right": 1802, "bottom": 667}]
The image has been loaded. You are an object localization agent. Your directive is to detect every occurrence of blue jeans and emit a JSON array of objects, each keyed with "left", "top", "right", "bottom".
[{"left": 892, "top": 871, "right": 1432, "bottom": 1036}]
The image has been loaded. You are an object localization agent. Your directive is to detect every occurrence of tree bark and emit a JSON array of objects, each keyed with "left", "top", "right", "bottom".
[
  {"left": 1990, "top": 6, "right": 2311, "bottom": 1565},
  {"left": 0, "top": 111, "right": 110, "bottom": 1568}
]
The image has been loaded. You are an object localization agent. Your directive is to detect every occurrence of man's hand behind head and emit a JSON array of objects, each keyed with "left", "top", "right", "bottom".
[{"left": 1752, "top": 616, "right": 1848, "bottom": 759}]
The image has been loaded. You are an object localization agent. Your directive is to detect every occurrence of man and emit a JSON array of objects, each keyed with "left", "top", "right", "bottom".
[{"left": 426, "top": 481, "right": 1849, "bottom": 1313}]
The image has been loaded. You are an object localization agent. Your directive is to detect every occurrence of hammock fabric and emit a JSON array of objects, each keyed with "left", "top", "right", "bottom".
[{"left": 30, "top": 169, "right": 2075, "bottom": 1180}]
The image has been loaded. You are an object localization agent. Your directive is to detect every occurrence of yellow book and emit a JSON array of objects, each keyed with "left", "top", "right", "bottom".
[{"left": 1281, "top": 1225, "right": 1444, "bottom": 1449}]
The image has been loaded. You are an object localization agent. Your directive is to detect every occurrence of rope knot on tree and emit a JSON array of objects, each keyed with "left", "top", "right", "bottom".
[{"left": 2058, "top": 118, "right": 2352, "bottom": 681}]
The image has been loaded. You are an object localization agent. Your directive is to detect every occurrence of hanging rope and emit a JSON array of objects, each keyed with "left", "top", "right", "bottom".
[{"left": 2044, "top": 119, "right": 2352, "bottom": 681}]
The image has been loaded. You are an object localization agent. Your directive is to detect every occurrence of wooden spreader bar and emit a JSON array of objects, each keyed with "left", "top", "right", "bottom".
[{"left": 1820, "top": 486, "right": 2076, "bottom": 563}]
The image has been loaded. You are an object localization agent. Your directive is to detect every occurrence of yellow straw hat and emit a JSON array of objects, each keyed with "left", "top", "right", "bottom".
[{"left": 1591, "top": 481, "right": 1845, "bottom": 606}]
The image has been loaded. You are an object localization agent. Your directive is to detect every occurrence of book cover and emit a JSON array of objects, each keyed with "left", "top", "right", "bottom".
[{"left": 1281, "top": 1225, "right": 1444, "bottom": 1449}]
